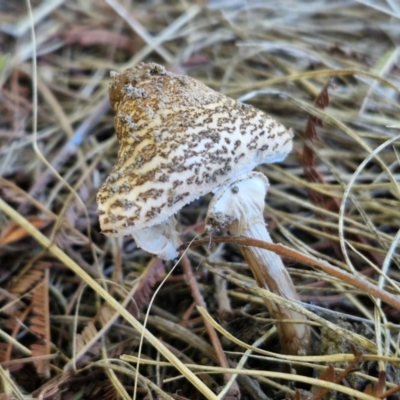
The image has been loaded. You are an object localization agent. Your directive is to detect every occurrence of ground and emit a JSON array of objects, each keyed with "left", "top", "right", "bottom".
[{"left": 0, "top": 1, "right": 400, "bottom": 399}]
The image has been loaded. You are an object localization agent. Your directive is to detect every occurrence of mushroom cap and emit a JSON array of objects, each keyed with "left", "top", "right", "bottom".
[{"left": 97, "top": 62, "right": 292, "bottom": 237}]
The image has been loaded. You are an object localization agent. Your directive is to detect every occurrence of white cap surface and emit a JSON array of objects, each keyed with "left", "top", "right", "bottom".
[{"left": 97, "top": 62, "right": 292, "bottom": 241}]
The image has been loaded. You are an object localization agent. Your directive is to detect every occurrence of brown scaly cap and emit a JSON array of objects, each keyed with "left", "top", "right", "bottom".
[{"left": 97, "top": 62, "right": 292, "bottom": 238}]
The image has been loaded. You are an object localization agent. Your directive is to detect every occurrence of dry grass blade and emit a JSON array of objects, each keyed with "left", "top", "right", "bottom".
[
  {"left": 30, "top": 268, "right": 51, "bottom": 379},
  {"left": 0, "top": 366, "right": 13, "bottom": 400},
  {"left": 121, "top": 355, "right": 383, "bottom": 400},
  {"left": 181, "top": 253, "right": 240, "bottom": 398}
]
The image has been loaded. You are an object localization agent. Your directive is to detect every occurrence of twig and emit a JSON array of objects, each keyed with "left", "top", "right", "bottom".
[
  {"left": 180, "top": 236, "right": 400, "bottom": 311},
  {"left": 181, "top": 253, "right": 240, "bottom": 399}
]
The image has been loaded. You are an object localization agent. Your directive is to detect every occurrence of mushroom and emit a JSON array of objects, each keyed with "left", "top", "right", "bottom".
[
  {"left": 97, "top": 62, "right": 310, "bottom": 355},
  {"left": 97, "top": 62, "right": 292, "bottom": 259}
]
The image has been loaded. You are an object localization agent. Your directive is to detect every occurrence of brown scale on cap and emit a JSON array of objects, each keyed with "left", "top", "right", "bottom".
[{"left": 97, "top": 62, "right": 292, "bottom": 237}]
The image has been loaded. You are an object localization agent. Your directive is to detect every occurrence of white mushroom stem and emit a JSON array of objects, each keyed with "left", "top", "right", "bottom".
[
  {"left": 206, "top": 172, "right": 310, "bottom": 356},
  {"left": 131, "top": 215, "right": 181, "bottom": 260}
]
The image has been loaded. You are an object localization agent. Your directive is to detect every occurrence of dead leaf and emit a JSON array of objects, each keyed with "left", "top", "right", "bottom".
[{"left": 0, "top": 216, "right": 50, "bottom": 246}]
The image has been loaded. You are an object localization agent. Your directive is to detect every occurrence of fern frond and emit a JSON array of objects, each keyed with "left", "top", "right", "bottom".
[
  {"left": 132, "top": 258, "right": 166, "bottom": 314},
  {"left": 7, "top": 262, "right": 49, "bottom": 297}
]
